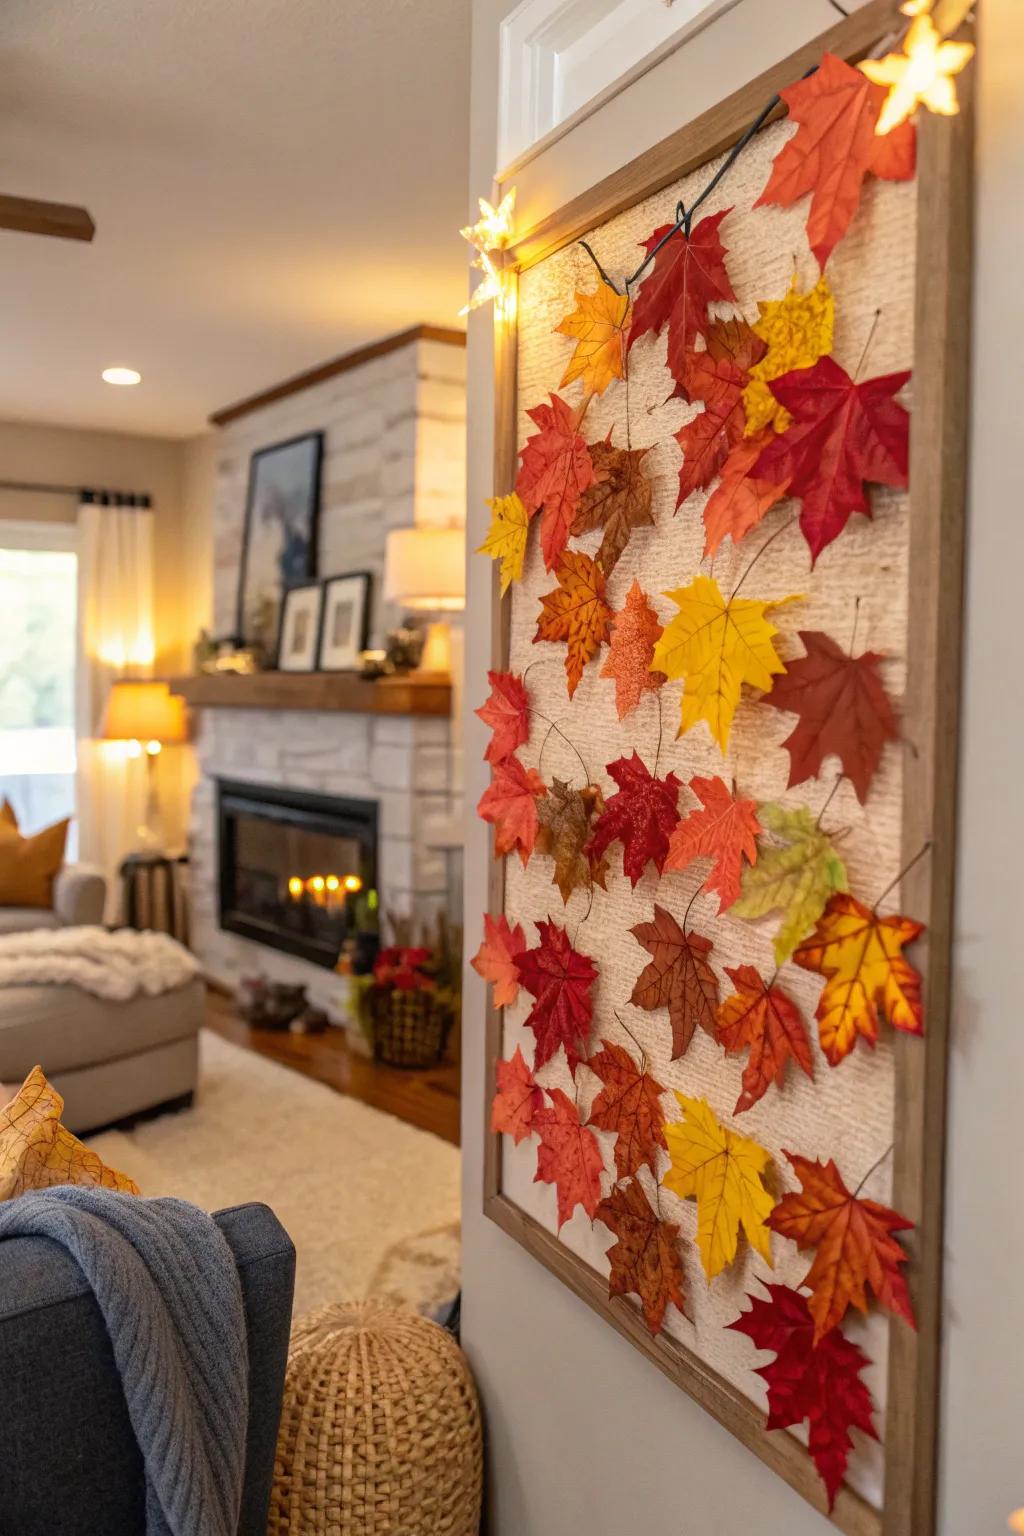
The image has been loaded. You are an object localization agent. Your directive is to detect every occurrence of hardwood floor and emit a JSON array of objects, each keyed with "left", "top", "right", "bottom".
[{"left": 205, "top": 989, "right": 461, "bottom": 1147}]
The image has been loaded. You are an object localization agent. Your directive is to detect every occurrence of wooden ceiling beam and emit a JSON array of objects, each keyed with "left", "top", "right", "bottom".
[{"left": 0, "top": 194, "right": 95, "bottom": 243}]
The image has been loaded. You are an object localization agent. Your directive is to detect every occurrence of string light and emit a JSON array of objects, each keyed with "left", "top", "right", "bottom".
[
  {"left": 1009, "top": 1511, "right": 1024, "bottom": 1535},
  {"left": 860, "top": 3, "right": 974, "bottom": 135},
  {"left": 459, "top": 188, "right": 516, "bottom": 318}
]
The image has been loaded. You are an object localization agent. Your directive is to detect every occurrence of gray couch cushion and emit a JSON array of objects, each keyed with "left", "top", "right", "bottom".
[
  {"left": 0, "top": 976, "right": 205, "bottom": 1081},
  {"left": 0, "top": 909, "right": 58, "bottom": 936}
]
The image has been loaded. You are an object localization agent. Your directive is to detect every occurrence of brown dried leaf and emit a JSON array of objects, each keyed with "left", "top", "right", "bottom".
[{"left": 536, "top": 778, "right": 609, "bottom": 904}]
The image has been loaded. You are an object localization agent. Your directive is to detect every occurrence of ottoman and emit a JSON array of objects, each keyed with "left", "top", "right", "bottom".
[{"left": 0, "top": 976, "right": 204, "bottom": 1134}]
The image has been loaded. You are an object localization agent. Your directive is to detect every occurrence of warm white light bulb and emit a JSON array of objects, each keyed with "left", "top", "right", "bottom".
[{"left": 102, "top": 366, "right": 142, "bottom": 386}]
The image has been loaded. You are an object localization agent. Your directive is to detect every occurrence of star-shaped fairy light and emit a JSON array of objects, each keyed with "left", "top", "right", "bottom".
[
  {"left": 860, "top": 8, "right": 974, "bottom": 136},
  {"left": 459, "top": 189, "right": 516, "bottom": 318}
]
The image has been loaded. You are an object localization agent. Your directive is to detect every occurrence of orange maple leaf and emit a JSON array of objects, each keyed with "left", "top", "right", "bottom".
[
  {"left": 702, "top": 433, "right": 791, "bottom": 558},
  {"left": 514, "top": 393, "right": 597, "bottom": 570},
  {"left": 595, "top": 1178, "right": 686, "bottom": 1336},
  {"left": 555, "top": 280, "right": 632, "bottom": 397},
  {"left": 533, "top": 1086, "right": 605, "bottom": 1230},
  {"left": 674, "top": 352, "right": 747, "bottom": 508},
  {"left": 586, "top": 1039, "right": 667, "bottom": 1180},
  {"left": 664, "top": 774, "right": 761, "bottom": 912},
  {"left": 768, "top": 1151, "right": 916, "bottom": 1343},
  {"left": 600, "top": 580, "right": 666, "bottom": 720},
  {"left": 534, "top": 549, "right": 613, "bottom": 699},
  {"left": 471, "top": 912, "right": 526, "bottom": 1007},
  {"left": 716, "top": 964, "right": 813, "bottom": 1115},
  {"left": 0, "top": 1067, "right": 139, "bottom": 1200},
  {"left": 476, "top": 755, "right": 546, "bottom": 866},
  {"left": 491, "top": 1046, "right": 543, "bottom": 1145},
  {"left": 794, "top": 891, "right": 924, "bottom": 1065}
]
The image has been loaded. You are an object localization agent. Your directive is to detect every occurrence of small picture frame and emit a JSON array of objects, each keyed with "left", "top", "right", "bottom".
[
  {"left": 276, "top": 582, "right": 323, "bottom": 672},
  {"left": 318, "top": 572, "right": 372, "bottom": 672}
]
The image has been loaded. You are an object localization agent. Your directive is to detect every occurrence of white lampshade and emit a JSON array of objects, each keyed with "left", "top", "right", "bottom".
[{"left": 384, "top": 526, "right": 465, "bottom": 612}]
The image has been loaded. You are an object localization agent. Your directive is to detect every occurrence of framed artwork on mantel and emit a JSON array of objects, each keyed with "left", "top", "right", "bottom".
[
  {"left": 236, "top": 431, "right": 323, "bottom": 652},
  {"left": 473, "top": 2, "right": 973, "bottom": 1532}
]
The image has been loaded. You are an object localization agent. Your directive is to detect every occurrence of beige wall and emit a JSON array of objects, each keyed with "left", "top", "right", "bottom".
[{"left": 460, "top": 3, "right": 1024, "bottom": 1534}]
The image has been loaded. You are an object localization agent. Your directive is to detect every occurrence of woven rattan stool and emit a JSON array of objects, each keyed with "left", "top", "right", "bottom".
[{"left": 269, "top": 1301, "right": 482, "bottom": 1536}]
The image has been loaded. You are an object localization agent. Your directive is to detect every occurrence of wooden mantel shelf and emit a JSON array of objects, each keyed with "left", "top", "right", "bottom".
[{"left": 169, "top": 670, "right": 451, "bottom": 716}]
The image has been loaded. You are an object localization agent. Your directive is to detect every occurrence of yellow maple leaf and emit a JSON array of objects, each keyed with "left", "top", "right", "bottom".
[
  {"left": 662, "top": 1094, "right": 775, "bottom": 1280},
  {"left": 743, "top": 275, "right": 835, "bottom": 436},
  {"left": 860, "top": 15, "right": 974, "bottom": 136},
  {"left": 651, "top": 574, "right": 795, "bottom": 752},
  {"left": 477, "top": 492, "right": 530, "bottom": 594},
  {"left": 0, "top": 1066, "right": 139, "bottom": 1201},
  {"left": 555, "top": 280, "right": 632, "bottom": 397}
]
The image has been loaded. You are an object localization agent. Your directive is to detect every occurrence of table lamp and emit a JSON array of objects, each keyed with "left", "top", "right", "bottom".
[
  {"left": 100, "top": 679, "right": 188, "bottom": 848},
  {"left": 383, "top": 525, "right": 465, "bottom": 674}
]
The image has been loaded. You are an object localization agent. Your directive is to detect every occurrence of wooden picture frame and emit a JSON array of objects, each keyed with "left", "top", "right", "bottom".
[
  {"left": 236, "top": 430, "right": 323, "bottom": 650},
  {"left": 276, "top": 581, "right": 323, "bottom": 672},
  {"left": 481, "top": 3, "right": 973, "bottom": 1531},
  {"left": 318, "top": 571, "right": 373, "bottom": 671}
]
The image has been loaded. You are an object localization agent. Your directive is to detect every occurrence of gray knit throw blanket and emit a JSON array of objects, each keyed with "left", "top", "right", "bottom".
[{"left": 0, "top": 1186, "right": 248, "bottom": 1536}]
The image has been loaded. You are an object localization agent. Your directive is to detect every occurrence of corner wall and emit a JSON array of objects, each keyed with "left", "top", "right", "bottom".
[{"left": 459, "top": 2, "right": 1024, "bottom": 1533}]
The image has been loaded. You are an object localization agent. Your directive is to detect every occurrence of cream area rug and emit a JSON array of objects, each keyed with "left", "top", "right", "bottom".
[{"left": 86, "top": 1029, "right": 461, "bottom": 1319}]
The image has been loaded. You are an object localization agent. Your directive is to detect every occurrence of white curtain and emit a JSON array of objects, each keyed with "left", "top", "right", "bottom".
[{"left": 75, "top": 500, "right": 155, "bottom": 911}]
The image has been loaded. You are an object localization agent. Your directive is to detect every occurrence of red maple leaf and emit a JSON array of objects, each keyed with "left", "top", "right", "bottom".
[
  {"left": 595, "top": 1178, "right": 686, "bottom": 1336},
  {"left": 471, "top": 912, "right": 526, "bottom": 1008},
  {"left": 586, "top": 1040, "right": 668, "bottom": 1180},
  {"left": 585, "top": 752, "right": 682, "bottom": 887},
  {"left": 490, "top": 1046, "right": 542, "bottom": 1145},
  {"left": 630, "top": 903, "right": 720, "bottom": 1059},
  {"left": 729, "top": 1282, "right": 878, "bottom": 1510},
  {"left": 768, "top": 1151, "right": 915, "bottom": 1342},
  {"left": 476, "top": 755, "right": 546, "bottom": 866},
  {"left": 628, "top": 210, "right": 737, "bottom": 386},
  {"left": 533, "top": 1086, "right": 605, "bottom": 1229},
  {"left": 755, "top": 52, "right": 916, "bottom": 269},
  {"left": 475, "top": 669, "right": 531, "bottom": 765},
  {"left": 753, "top": 356, "right": 910, "bottom": 562},
  {"left": 716, "top": 964, "right": 813, "bottom": 1115},
  {"left": 764, "top": 629, "right": 899, "bottom": 804},
  {"left": 664, "top": 774, "right": 761, "bottom": 912},
  {"left": 514, "top": 393, "right": 598, "bottom": 570},
  {"left": 518, "top": 918, "right": 598, "bottom": 1077},
  {"left": 702, "top": 432, "right": 791, "bottom": 557},
  {"left": 674, "top": 353, "right": 748, "bottom": 507}
]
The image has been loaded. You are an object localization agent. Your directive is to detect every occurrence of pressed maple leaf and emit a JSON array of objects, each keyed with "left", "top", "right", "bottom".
[
  {"left": 477, "top": 492, "right": 530, "bottom": 594},
  {"left": 717, "top": 964, "right": 813, "bottom": 1115},
  {"left": 628, "top": 209, "right": 737, "bottom": 385},
  {"left": 586, "top": 1040, "right": 668, "bottom": 1180},
  {"left": 471, "top": 912, "right": 526, "bottom": 1008},
  {"left": 630, "top": 903, "right": 720, "bottom": 1059},
  {"left": 490, "top": 1046, "right": 543, "bottom": 1145},
  {"left": 662, "top": 1093, "right": 775, "bottom": 1280},
  {"left": 595, "top": 1178, "right": 686, "bottom": 1336},
  {"left": 0, "top": 1066, "right": 139, "bottom": 1200},
  {"left": 652, "top": 574, "right": 795, "bottom": 751},
  {"left": 732, "top": 802, "right": 848, "bottom": 964},
  {"left": 794, "top": 891, "right": 924, "bottom": 1065},
  {"left": 674, "top": 353, "right": 748, "bottom": 507},
  {"left": 586, "top": 752, "right": 682, "bottom": 887},
  {"left": 570, "top": 440, "right": 653, "bottom": 575},
  {"left": 765, "top": 629, "right": 899, "bottom": 804},
  {"left": 704, "top": 314, "right": 768, "bottom": 375},
  {"left": 600, "top": 580, "right": 666, "bottom": 720},
  {"left": 476, "top": 755, "right": 546, "bottom": 867},
  {"left": 753, "top": 356, "right": 911, "bottom": 563},
  {"left": 515, "top": 393, "right": 598, "bottom": 570},
  {"left": 536, "top": 778, "right": 609, "bottom": 904},
  {"left": 743, "top": 274, "right": 835, "bottom": 436},
  {"left": 769, "top": 1151, "right": 915, "bottom": 1341},
  {"left": 475, "top": 669, "right": 531, "bottom": 765},
  {"left": 702, "top": 433, "right": 791, "bottom": 558},
  {"left": 534, "top": 549, "right": 613, "bottom": 699},
  {"left": 518, "top": 918, "right": 598, "bottom": 1077},
  {"left": 555, "top": 280, "right": 632, "bottom": 396},
  {"left": 665, "top": 774, "right": 761, "bottom": 913},
  {"left": 533, "top": 1086, "right": 605, "bottom": 1229},
  {"left": 755, "top": 51, "right": 916, "bottom": 268},
  {"left": 729, "top": 1282, "right": 877, "bottom": 1510}
]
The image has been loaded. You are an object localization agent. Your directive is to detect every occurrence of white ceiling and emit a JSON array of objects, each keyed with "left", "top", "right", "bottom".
[{"left": 0, "top": 0, "right": 471, "bottom": 438}]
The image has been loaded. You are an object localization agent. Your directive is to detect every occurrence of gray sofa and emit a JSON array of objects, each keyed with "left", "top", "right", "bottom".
[
  {"left": 0, "top": 1200, "right": 296, "bottom": 1535},
  {"left": 0, "top": 862, "right": 107, "bottom": 935}
]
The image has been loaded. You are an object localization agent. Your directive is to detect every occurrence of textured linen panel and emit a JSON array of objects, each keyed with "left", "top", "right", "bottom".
[{"left": 498, "top": 116, "right": 916, "bottom": 1510}]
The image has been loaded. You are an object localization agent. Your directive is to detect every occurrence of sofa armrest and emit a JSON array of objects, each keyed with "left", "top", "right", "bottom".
[
  {"left": 52, "top": 864, "right": 107, "bottom": 926},
  {"left": 0, "top": 1200, "right": 296, "bottom": 1536}
]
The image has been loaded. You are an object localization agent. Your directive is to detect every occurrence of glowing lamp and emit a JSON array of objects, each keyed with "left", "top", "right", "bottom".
[
  {"left": 100, "top": 680, "right": 188, "bottom": 849},
  {"left": 384, "top": 526, "right": 465, "bottom": 674}
]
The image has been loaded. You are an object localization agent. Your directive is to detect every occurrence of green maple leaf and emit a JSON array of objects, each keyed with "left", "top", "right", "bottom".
[{"left": 732, "top": 803, "right": 847, "bottom": 964}]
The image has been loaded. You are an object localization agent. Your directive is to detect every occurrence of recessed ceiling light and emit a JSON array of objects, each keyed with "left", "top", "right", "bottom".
[{"left": 102, "top": 366, "right": 142, "bottom": 386}]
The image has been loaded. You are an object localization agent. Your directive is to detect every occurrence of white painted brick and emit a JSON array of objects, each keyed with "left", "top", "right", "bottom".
[
  {"left": 372, "top": 716, "right": 414, "bottom": 750},
  {"left": 370, "top": 743, "right": 414, "bottom": 792}
]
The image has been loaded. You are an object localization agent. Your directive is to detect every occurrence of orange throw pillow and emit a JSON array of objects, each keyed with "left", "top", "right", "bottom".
[
  {"left": 0, "top": 798, "right": 19, "bottom": 835},
  {"left": 0, "top": 815, "right": 69, "bottom": 908},
  {"left": 0, "top": 1066, "right": 138, "bottom": 1201}
]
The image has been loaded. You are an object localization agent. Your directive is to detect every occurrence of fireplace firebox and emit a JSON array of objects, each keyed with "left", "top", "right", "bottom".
[{"left": 217, "top": 779, "right": 378, "bottom": 968}]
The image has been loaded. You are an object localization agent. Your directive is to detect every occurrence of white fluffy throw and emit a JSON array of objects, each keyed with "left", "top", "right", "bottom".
[{"left": 0, "top": 926, "right": 199, "bottom": 1001}]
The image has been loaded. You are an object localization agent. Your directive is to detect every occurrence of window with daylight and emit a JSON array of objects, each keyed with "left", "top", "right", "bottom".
[{"left": 0, "top": 528, "right": 78, "bottom": 845}]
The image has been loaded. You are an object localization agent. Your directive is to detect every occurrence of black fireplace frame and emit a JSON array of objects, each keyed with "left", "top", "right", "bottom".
[{"left": 216, "top": 777, "right": 378, "bottom": 968}]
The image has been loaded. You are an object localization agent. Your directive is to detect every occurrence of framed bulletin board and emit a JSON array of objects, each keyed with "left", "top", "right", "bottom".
[{"left": 474, "top": 1, "right": 973, "bottom": 1531}]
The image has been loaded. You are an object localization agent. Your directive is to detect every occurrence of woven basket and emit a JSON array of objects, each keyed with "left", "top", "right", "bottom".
[
  {"left": 269, "top": 1301, "right": 482, "bottom": 1536},
  {"left": 370, "top": 988, "right": 451, "bottom": 1068}
]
